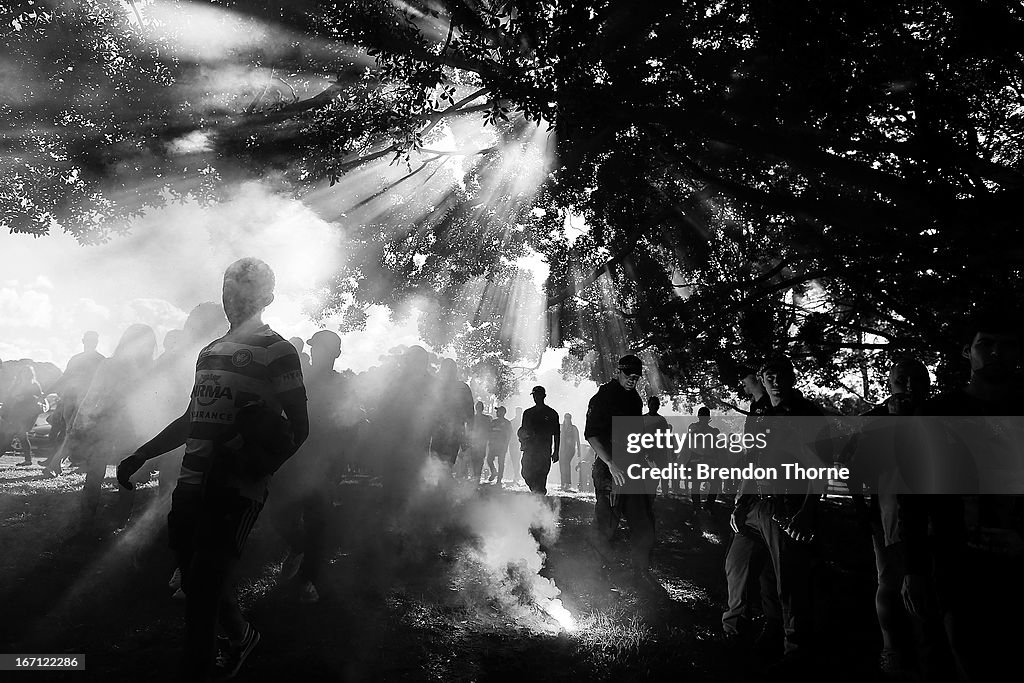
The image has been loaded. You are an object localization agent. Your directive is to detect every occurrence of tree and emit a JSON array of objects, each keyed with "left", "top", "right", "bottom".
[{"left": 4, "top": 1, "right": 1022, "bottom": 401}]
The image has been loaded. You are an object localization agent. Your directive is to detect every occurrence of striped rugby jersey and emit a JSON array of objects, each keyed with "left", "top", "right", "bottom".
[{"left": 178, "top": 322, "right": 306, "bottom": 501}]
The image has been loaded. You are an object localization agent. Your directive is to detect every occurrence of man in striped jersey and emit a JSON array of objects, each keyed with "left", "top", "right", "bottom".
[{"left": 117, "top": 257, "right": 308, "bottom": 681}]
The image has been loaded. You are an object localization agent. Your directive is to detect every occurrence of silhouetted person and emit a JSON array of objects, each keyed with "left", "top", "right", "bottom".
[
  {"left": 2, "top": 364, "right": 43, "bottom": 464},
  {"left": 377, "top": 346, "right": 436, "bottom": 502},
  {"left": 289, "top": 336, "right": 312, "bottom": 377},
  {"left": 163, "top": 329, "right": 184, "bottom": 355},
  {"left": 76, "top": 324, "right": 157, "bottom": 527},
  {"left": 272, "top": 330, "right": 345, "bottom": 604},
  {"left": 468, "top": 401, "right": 490, "bottom": 483},
  {"left": 685, "top": 407, "right": 722, "bottom": 510},
  {"left": 430, "top": 358, "right": 474, "bottom": 473},
  {"left": 900, "top": 312, "right": 1024, "bottom": 682},
  {"left": 585, "top": 354, "right": 657, "bottom": 591},
  {"left": 116, "top": 257, "right": 308, "bottom": 681},
  {"left": 486, "top": 406, "right": 512, "bottom": 484},
  {"left": 44, "top": 331, "right": 105, "bottom": 473},
  {"left": 559, "top": 413, "right": 580, "bottom": 490},
  {"left": 644, "top": 397, "right": 671, "bottom": 496},
  {"left": 519, "top": 386, "right": 560, "bottom": 494}
]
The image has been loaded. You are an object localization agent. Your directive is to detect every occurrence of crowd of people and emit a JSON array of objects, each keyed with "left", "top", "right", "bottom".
[{"left": 2, "top": 258, "right": 1021, "bottom": 683}]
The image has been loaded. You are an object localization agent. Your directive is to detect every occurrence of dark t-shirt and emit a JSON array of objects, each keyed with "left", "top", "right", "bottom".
[{"left": 520, "top": 404, "right": 560, "bottom": 456}]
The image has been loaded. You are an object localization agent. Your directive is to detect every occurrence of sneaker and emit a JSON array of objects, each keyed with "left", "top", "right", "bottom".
[
  {"left": 298, "top": 580, "right": 320, "bottom": 604},
  {"left": 172, "top": 587, "right": 186, "bottom": 601},
  {"left": 213, "top": 623, "right": 260, "bottom": 680},
  {"left": 168, "top": 567, "right": 183, "bottom": 591},
  {"left": 279, "top": 551, "right": 304, "bottom": 583}
]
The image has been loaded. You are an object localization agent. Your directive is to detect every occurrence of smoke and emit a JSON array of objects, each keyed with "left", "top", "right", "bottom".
[{"left": 391, "top": 457, "right": 576, "bottom": 634}]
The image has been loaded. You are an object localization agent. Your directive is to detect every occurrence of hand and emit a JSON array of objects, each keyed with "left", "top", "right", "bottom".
[
  {"left": 608, "top": 461, "right": 626, "bottom": 488},
  {"left": 785, "top": 507, "right": 817, "bottom": 543},
  {"left": 902, "top": 574, "right": 936, "bottom": 618},
  {"left": 116, "top": 452, "right": 146, "bottom": 490},
  {"left": 551, "top": 454, "right": 559, "bottom": 463}
]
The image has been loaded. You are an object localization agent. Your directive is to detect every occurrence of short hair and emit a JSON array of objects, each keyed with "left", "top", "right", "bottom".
[
  {"left": 224, "top": 257, "right": 275, "bottom": 302},
  {"left": 495, "top": 406, "right": 507, "bottom": 416},
  {"left": 697, "top": 406, "right": 711, "bottom": 417},
  {"left": 759, "top": 356, "right": 795, "bottom": 379},
  {"left": 890, "top": 357, "right": 929, "bottom": 377},
  {"left": 83, "top": 331, "right": 99, "bottom": 341}
]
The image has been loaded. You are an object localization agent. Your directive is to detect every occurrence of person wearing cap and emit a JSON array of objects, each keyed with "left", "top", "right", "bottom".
[
  {"left": 518, "top": 386, "right": 561, "bottom": 494},
  {"left": 269, "top": 329, "right": 347, "bottom": 604},
  {"left": 584, "top": 354, "right": 658, "bottom": 591}
]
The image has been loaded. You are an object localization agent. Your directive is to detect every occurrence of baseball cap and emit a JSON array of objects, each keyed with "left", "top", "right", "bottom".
[
  {"left": 531, "top": 385, "right": 546, "bottom": 395},
  {"left": 618, "top": 354, "right": 643, "bottom": 374},
  {"left": 306, "top": 330, "right": 342, "bottom": 353}
]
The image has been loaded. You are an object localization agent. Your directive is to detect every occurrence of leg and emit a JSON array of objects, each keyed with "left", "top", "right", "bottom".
[
  {"left": 81, "top": 443, "right": 107, "bottom": 524},
  {"left": 723, "top": 530, "right": 765, "bottom": 635},
  {"left": 591, "top": 466, "right": 620, "bottom": 559},
  {"left": 747, "top": 499, "right": 813, "bottom": 655}
]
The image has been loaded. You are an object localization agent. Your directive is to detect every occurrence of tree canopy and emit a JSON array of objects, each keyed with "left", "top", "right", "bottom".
[{"left": 4, "top": 0, "right": 1023, "bottom": 404}]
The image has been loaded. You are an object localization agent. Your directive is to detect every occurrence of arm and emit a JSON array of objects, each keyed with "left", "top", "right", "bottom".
[
  {"left": 587, "top": 436, "right": 625, "bottom": 487},
  {"left": 117, "top": 408, "right": 190, "bottom": 489}
]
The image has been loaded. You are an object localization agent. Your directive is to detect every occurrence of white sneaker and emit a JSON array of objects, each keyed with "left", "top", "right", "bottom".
[
  {"left": 298, "top": 581, "right": 320, "bottom": 604},
  {"left": 168, "top": 567, "right": 182, "bottom": 591},
  {"left": 279, "top": 551, "right": 304, "bottom": 583}
]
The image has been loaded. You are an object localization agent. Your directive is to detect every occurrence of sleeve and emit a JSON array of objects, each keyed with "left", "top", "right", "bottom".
[
  {"left": 583, "top": 392, "right": 607, "bottom": 442},
  {"left": 266, "top": 340, "right": 307, "bottom": 402}
]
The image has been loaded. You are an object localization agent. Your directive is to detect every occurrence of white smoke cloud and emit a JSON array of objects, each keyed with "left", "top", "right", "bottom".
[
  {"left": 398, "top": 458, "right": 575, "bottom": 634},
  {"left": 0, "top": 181, "right": 348, "bottom": 366}
]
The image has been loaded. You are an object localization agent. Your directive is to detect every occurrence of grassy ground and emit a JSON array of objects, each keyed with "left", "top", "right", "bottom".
[{"left": 0, "top": 446, "right": 888, "bottom": 683}]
